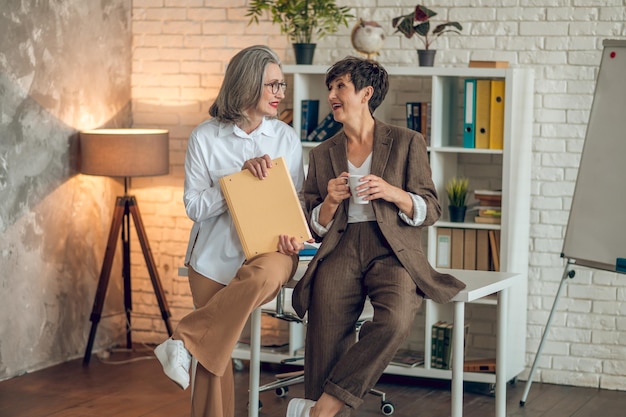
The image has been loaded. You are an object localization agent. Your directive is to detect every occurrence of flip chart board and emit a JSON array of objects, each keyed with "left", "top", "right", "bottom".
[{"left": 561, "top": 39, "right": 626, "bottom": 273}]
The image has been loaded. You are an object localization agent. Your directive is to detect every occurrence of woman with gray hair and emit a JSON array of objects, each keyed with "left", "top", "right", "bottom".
[{"left": 154, "top": 45, "right": 306, "bottom": 417}]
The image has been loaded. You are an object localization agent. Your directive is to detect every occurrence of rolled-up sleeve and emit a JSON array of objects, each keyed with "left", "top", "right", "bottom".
[
  {"left": 309, "top": 203, "right": 333, "bottom": 237},
  {"left": 398, "top": 193, "right": 427, "bottom": 226}
]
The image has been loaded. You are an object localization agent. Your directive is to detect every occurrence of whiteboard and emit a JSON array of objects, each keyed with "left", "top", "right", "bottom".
[{"left": 561, "top": 39, "right": 626, "bottom": 273}]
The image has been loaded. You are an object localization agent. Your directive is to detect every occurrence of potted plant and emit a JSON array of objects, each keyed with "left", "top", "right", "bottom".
[
  {"left": 391, "top": 4, "right": 462, "bottom": 66},
  {"left": 445, "top": 177, "right": 469, "bottom": 222},
  {"left": 247, "top": 0, "right": 353, "bottom": 64}
]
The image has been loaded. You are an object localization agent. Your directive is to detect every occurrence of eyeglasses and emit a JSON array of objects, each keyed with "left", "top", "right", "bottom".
[{"left": 264, "top": 81, "right": 287, "bottom": 94}]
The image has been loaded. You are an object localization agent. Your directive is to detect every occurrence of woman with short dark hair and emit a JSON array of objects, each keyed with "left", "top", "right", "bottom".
[{"left": 288, "top": 57, "right": 465, "bottom": 417}]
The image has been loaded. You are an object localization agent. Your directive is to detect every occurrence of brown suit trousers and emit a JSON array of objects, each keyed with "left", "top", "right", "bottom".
[{"left": 304, "top": 222, "right": 423, "bottom": 414}]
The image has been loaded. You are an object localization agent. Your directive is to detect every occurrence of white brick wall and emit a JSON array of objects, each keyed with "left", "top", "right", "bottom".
[{"left": 130, "top": 0, "right": 626, "bottom": 390}]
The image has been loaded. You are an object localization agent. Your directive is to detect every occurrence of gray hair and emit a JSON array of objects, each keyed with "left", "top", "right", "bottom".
[{"left": 209, "top": 45, "right": 282, "bottom": 125}]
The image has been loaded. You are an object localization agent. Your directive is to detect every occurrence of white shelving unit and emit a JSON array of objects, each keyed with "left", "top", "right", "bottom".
[{"left": 266, "top": 65, "right": 535, "bottom": 385}]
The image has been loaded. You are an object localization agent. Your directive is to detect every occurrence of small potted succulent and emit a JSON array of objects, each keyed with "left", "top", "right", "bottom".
[
  {"left": 392, "top": 4, "right": 463, "bottom": 66},
  {"left": 445, "top": 177, "right": 469, "bottom": 222},
  {"left": 247, "top": 0, "right": 353, "bottom": 64}
]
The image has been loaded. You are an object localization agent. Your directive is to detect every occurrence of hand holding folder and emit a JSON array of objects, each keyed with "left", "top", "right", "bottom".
[{"left": 219, "top": 157, "right": 312, "bottom": 259}]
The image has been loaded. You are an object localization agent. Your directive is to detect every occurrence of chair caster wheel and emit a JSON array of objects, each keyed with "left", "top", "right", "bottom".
[
  {"left": 275, "top": 386, "right": 289, "bottom": 397},
  {"left": 233, "top": 359, "right": 245, "bottom": 372},
  {"left": 381, "top": 401, "right": 395, "bottom": 415}
]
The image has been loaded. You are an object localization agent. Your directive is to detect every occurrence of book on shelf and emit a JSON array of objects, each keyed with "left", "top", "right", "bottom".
[
  {"left": 488, "top": 230, "right": 501, "bottom": 272},
  {"left": 476, "top": 229, "right": 490, "bottom": 271},
  {"left": 451, "top": 228, "right": 465, "bottom": 269},
  {"left": 473, "top": 190, "right": 502, "bottom": 207},
  {"left": 279, "top": 108, "right": 294, "bottom": 125},
  {"left": 406, "top": 102, "right": 431, "bottom": 145},
  {"left": 301, "top": 99, "right": 319, "bottom": 140},
  {"left": 390, "top": 349, "right": 424, "bottom": 368},
  {"left": 471, "top": 202, "right": 502, "bottom": 224},
  {"left": 422, "top": 102, "right": 431, "bottom": 145},
  {"left": 469, "top": 60, "right": 509, "bottom": 68},
  {"left": 463, "top": 357, "right": 496, "bottom": 373},
  {"left": 436, "top": 323, "right": 446, "bottom": 369},
  {"left": 441, "top": 323, "right": 453, "bottom": 369},
  {"left": 406, "top": 102, "right": 421, "bottom": 132},
  {"left": 430, "top": 320, "right": 445, "bottom": 368},
  {"left": 463, "top": 228, "right": 477, "bottom": 270},
  {"left": 475, "top": 206, "right": 502, "bottom": 217},
  {"left": 306, "top": 111, "right": 343, "bottom": 142},
  {"left": 474, "top": 216, "right": 501, "bottom": 224},
  {"left": 430, "top": 321, "right": 470, "bottom": 370},
  {"left": 435, "top": 228, "right": 452, "bottom": 268}
]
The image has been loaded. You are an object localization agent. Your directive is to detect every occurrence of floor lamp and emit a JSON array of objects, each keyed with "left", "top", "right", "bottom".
[{"left": 80, "top": 128, "right": 173, "bottom": 365}]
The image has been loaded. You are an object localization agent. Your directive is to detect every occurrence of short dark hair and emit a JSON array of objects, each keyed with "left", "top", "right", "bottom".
[{"left": 325, "top": 57, "right": 389, "bottom": 114}]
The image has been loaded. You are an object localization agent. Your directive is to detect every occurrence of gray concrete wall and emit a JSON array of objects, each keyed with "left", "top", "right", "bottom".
[{"left": 0, "top": 0, "right": 132, "bottom": 380}]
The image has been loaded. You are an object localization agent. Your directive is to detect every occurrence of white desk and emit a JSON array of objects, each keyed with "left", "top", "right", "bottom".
[
  {"left": 249, "top": 268, "right": 521, "bottom": 417},
  {"left": 443, "top": 269, "right": 522, "bottom": 417},
  {"left": 180, "top": 265, "right": 520, "bottom": 417}
]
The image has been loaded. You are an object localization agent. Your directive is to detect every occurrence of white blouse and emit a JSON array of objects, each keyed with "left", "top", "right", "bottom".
[{"left": 183, "top": 117, "right": 304, "bottom": 285}]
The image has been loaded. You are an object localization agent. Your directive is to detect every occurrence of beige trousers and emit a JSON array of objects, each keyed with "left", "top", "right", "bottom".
[{"left": 174, "top": 252, "right": 298, "bottom": 417}]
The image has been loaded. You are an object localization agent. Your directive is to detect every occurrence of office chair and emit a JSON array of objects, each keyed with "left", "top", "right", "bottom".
[{"left": 249, "top": 286, "right": 396, "bottom": 416}]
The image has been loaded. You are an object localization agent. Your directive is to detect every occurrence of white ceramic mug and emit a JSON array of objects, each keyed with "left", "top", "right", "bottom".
[{"left": 348, "top": 175, "right": 369, "bottom": 204}]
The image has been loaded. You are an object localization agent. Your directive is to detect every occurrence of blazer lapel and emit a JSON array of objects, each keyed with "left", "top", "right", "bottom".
[
  {"left": 328, "top": 131, "right": 348, "bottom": 176},
  {"left": 370, "top": 120, "right": 393, "bottom": 178},
  {"left": 326, "top": 132, "right": 350, "bottom": 220}
]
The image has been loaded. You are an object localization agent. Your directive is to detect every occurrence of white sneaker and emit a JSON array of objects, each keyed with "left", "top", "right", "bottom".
[
  {"left": 286, "top": 398, "right": 316, "bottom": 417},
  {"left": 154, "top": 338, "right": 191, "bottom": 390}
]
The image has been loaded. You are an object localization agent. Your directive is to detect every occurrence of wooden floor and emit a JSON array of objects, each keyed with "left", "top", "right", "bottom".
[{"left": 2, "top": 347, "right": 626, "bottom": 417}]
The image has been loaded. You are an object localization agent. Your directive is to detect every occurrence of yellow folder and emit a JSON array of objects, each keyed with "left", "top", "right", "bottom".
[
  {"left": 219, "top": 157, "right": 312, "bottom": 259},
  {"left": 474, "top": 79, "right": 491, "bottom": 149},
  {"left": 489, "top": 80, "right": 505, "bottom": 149}
]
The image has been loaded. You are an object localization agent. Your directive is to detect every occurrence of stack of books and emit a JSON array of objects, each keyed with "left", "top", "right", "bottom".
[
  {"left": 430, "top": 321, "right": 469, "bottom": 370},
  {"left": 473, "top": 190, "right": 502, "bottom": 224},
  {"left": 304, "top": 111, "right": 343, "bottom": 142},
  {"left": 405, "top": 102, "right": 431, "bottom": 145}
]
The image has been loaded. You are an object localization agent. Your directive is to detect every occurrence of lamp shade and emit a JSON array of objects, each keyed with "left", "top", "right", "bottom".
[{"left": 80, "top": 129, "right": 170, "bottom": 177}]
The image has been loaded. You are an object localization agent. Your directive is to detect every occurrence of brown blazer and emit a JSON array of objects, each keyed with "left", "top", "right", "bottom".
[{"left": 292, "top": 119, "right": 466, "bottom": 318}]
